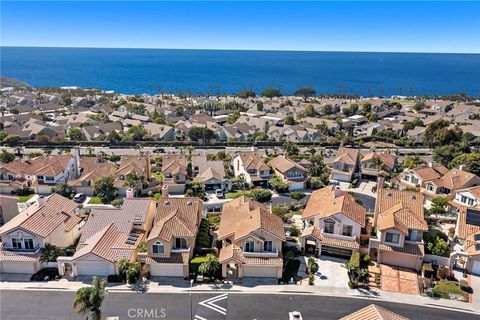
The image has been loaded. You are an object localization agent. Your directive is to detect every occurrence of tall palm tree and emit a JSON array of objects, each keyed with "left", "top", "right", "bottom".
[{"left": 73, "top": 277, "right": 108, "bottom": 320}]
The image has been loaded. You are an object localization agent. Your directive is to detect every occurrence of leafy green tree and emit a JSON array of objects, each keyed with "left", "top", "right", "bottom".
[
  {"left": 151, "top": 110, "right": 166, "bottom": 124},
  {"left": 423, "top": 119, "right": 463, "bottom": 147},
  {"left": 427, "top": 237, "right": 449, "bottom": 257},
  {"left": 261, "top": 88, "right": 282, "bottom": 99},
  {"left": 433, "top": 143, "right": 469, "bottom": 167},
  {"left": 67, "top": 128, "right": 86, "bottom": 141},
  {"left": 272, "top": 205, "right": 288, "bottom": 221},
  {"left": 256, "top": 101, "right": 264, "bottom": 111},
  {"left": 106, "top": 131, "right": 122, "bottom": 143},
  {"left": 284, "top": 115, "right": 295, "bottom": 125},
  {"left": 73, "top": 277, "right": 108, "bottom": 320},
  {"left": 109, "top": 154, "right": 121, "bottom": 162},
  {"left": 111, "top": 199, "right": 124, "bottom": 208},
  {"left": 185, "top": 180, "right": 207, "bottom": 200},
  {"left": 187, "top": 127, "right": 215, "bottom": 142},
  {"left": 198, "top": 253, "right": 220, "bottom": 279},
  {"left": 236, "top": 89, "right": 256, "bottom": 98},
  {"left": 249, "top": 189, "right": 272, "bottom": 203},
  {"left": 308, "top": 154, "right": 326, "bottom": 177},
  {"left": 293, "top": 87, "right": 316, "bottom": 102},
  {"left": 322, "top": 104, "right": 333, "bottom": 115},
  {"left": 368, "top": 113, "right": 378, "bottom": 122},
  {"left": 429, "top": 197, "right": 449, "bottom": 216},
  {"left": 304, "top": 104, "right": 315, "bottom": 117},
  {"left": 309, "top": 174, "right": 329, "bottom": 189},
  {"left": 0, "top": 131, "right": 8, "bottom": 141},
  {"left": 227, "top": 109, "right": 240, "bottom": 124},
  {"left": 360, "top": 102, "right": 372, "bottom": 115},
  {"left": 40, "top": 243, "right": 66, "bottom": 263},
  {"left": 290, "top": 191, "right": 306, "bottom": 200},
  {"left": 282, "top": 142, "right": 299, "bottom": 156},
  {"left": 451, "top": 153, "right": 480, "bottom": 176},
  {"left": 404, "top": 155, "right": 427, "bottom": 169},
  {"left": 126, "top": 125, "right": 151, "bottom": 141},
  {"left": 93, "top": 176, "right": 117, "bottom": 204},
  {"left": 268, "top": 176, "right": 289, "bottom": 193},
  {"left": 3, "top": 134, "right": 21, "bottom": 146},
  {"left": 51, "top": 182, "right": 73, "bottom": 198},
  {"left": 0, "top": 150, "right": 15, "bottom": 163},
  {"left": 125, "top": 172, "right": 140, "bottom": 189}
]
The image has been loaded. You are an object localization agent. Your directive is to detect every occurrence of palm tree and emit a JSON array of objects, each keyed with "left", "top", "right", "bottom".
[
  {"left": 371, "top": 155, "right": 383, "bottom": 170},
  {"left": 73, "top": 276, "right": 108, "bottom": 320}
]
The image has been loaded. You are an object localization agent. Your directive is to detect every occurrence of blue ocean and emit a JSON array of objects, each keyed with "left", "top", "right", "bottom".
[{"left": 1, "top": 47, "right": 479, "bottom": 96}]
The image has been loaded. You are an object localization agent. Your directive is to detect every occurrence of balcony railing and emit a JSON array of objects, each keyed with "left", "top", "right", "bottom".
[
  {"left": 322, "top": 231, "right": 357, "bottom": 242},
  {"left": 4, "top": 243, "right": 40, "bottom": 253},
  {"left": 243, "top": 249, "right": 279, "bottom": 258}
]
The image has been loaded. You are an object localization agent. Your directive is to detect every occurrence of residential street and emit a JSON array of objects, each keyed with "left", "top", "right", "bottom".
[{"left": 0, "top": 290, "right": 476, "bottom": 320}]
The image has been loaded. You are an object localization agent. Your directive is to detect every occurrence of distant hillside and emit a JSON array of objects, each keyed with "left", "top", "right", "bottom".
[{"left": 0, "top": 76, "right": 31, "bottom": 89}]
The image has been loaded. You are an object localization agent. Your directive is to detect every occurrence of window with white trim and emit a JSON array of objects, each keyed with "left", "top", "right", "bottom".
[
  {"left": 152, "top": 241, "right": 164, "bottom": 254},
  {"left": 174, "top": 238, "right": 187, "bottom": 249},
  {"left": 263, "top": 241, "right": 273, "bottom": 252},
  {"left": 244, "top": 241, "right": 255, "bottom": 252},
  {"left": 12, "top": 238, "right": 22, "bottom": 249},
  {"left": 385, "top": 232, "right": 400, "bottom": 244}
]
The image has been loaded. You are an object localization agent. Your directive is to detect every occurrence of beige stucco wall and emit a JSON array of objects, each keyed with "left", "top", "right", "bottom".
[{"left": 379, "top": 250, "right": 423, "bottom": 271}]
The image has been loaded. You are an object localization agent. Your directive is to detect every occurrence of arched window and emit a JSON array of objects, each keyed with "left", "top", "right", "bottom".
[{"left": 152, "top": 241, "right": 164, "bottom": 254}]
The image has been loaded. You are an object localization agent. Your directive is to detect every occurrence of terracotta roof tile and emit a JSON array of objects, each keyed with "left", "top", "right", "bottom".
[
  {"left": 340, "top": 304, "right": 409, "bottom": 320},
  {"left": 301, "top": 226, "right": 360, "bottom": 250},
  {"left": 268, "top": 155, "right": 306, "bottom": 174},
  {"left": 302, "top": 185, "right": 366, "bottom": 227}
]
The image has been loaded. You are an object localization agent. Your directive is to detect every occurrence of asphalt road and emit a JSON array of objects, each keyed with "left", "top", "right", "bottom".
[{"left": 0, "top": 290, "right": 476, "bottom": 320}]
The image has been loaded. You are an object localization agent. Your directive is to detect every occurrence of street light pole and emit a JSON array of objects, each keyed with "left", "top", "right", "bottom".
[{"left": 189, "top": 279, "right": 194, "bottom": 320}]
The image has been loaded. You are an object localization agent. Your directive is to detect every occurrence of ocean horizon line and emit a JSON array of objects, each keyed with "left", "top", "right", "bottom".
[{"left": 1, "top": 45, "right": 479, "bottom": 55}]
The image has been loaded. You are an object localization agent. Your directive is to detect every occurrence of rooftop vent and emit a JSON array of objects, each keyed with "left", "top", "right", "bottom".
[
  {"left": 133, "top": 214, "right": 142, "bottom": 221},
  {"left": 411, "top": 195, "right": 417, "bottom": 200},
  {"left": 187, "top": 200, "right": 192, "bottom": 206},
  {"left": 386, "top": 192, "right": 392, "bottom": 197}
]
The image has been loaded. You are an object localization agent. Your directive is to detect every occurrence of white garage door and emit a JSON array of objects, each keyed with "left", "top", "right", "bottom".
[
  {"left": 289, "top": 182, "right": 305, "bottom": 191},
  {"left": 150, "top": 263, "right": 184, "bottom": 277},
  {"left": 76, "top": 261, "right": 111, "bottom": 276},
  {"left": 472, "top": 260, "right": 480, "bottom": 276},
  {"left": 1, "top": 262, "right": 36, "bottom": 274},
  {"left": 243, "top": 266, "right": 278, "bottom": 278}
]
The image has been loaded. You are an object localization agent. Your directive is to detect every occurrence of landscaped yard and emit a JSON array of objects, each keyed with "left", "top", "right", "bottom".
[
  {"left": 224, "top": 190, "right": 248, "bottom": 199},
  {"left": 17, "top": 194, "right": 34, "bottom": 203},
  {"left": 88, "top": 197, "right": 103, "bottom": 204},
  {"left": 432, "top": 280, "right": 469, "bottom": 301},
  {"left": 151, "top": 172, "right": 163, "bottom": 182}
]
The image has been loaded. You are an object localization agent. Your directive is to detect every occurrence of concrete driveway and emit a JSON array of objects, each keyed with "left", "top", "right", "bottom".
[{"left": 299, "top": 256, "right": 349, "bottom": 288}]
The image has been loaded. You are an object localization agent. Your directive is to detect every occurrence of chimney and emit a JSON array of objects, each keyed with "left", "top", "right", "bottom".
[
  {"left": 161, "top": 184, "right": 169, "bottom": 198},
  {"left": 126, "top": 188, "right": 134, "bottom": 199},
  {"left": 71, "top": 148, "right": 81, "bottom": 179},
  {"left": 250, "top": 146, "right": 256, "bottom": 152},
  {"left": 428, "top": 162, "right": 433, "bottom": 168},
  {"left": 333, "top": 186, "right": 342, "bottom": 198},
  {"left": 459, "top": 165, "right": 466, "bottom": 171},
  {"left": 37, "top": 195, "right": 46, "bottom": 207}
]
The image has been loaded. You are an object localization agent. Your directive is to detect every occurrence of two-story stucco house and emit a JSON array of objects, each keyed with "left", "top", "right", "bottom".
[
  {"left": 360, "top": 151, "right": 397, "bottom": 180},
  {"left": 233, "top": 151, "right": 272, "bottom": 187},
  {"left": 453, "top": 206, "right": 480, "bottom": 275},
  {"left": 143, "top": 197, "right": 203, "bottom": 278},
  {"left": 192, "top": 155, "right": 230, "bottom": 191},
  {"left": 161, "top": 155, "right": 188, "bottom": 194},
  {"left": 452, "top": 186, "right": 480, "bottom": 209},
  {"left": 218, "top": 196, "right": 285, "bottom": 279},
  {"left": 330, "top": 147, "right": 360, "bottom": 182},
  {"left": 268, "top": 155, "right": 308, "bottom": 191},
  {"left": 61, "top": 196, "right": 156, "bottom": 277},
  {"left": 0, "top": 150, "right": 81, "bottom": 195},
  {"left": 369, "top": 188, "right": 428, "bottom": 271},
  {"left": 300, "top": 185, "right": 366, "bottom": 258},
  {"left": 396, "top": 163, "right": 448, "bottom": 191},
  {"left": 0, "top": 194, "right": 82, "bottom": 274}
]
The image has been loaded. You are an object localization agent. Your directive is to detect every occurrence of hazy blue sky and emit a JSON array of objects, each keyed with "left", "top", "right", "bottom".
[{"left": 1, "top": 1, "right": 479, "bottom": 53}]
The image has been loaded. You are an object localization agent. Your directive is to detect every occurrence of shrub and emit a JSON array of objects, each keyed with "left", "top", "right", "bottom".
[
  {"left": 362, "top": 255, "right": 371, "bottom": 267},
  {"left": 459, "top": 279, "right": 470, "bottom": 292},
  {"left": 374, "top": 274, "right": 381, "bottom": 287},
  {"left": 437, "top": 266, "right": 448, "bottom": 280},
  {"left": 290, "top": 192, "right": 306, "bottom": 200},
  {"left": 190, "top": 256, "right": 207, "bottom": 275},
  {"left": 422, "top": 263, "right": 434, "bottom": 279},
  {"left": 308, "top": 273, "right": 315, "bottom": 285},
  {"left": 249, "top": 189, "right": 272, "bottom": 203},
  {"left": 30, "top": 268, "right": 59, "bottom": 281},
  {"left": 269, "top": 176, "right": 289, "bottom": 193},
  {"left": 111, "top": 199, "right": 124, "bottom": 208},
  {"left": 107, "top": 275, "right": 123, "bottom": 283},
  {"left": 16, "top": 188, "right": 34, "bottom": 196},
  {"left": 272, "top": 206, "right": 288, "bottom": 221},
  {"left": 288, "top": 225, "right": 301, "bottom": 237},
  {"left": 349, "top": 251, "right": 360, "bottom": 269}
]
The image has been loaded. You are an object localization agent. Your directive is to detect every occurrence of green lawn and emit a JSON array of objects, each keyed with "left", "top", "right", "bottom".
[
  {"left": 151, "top": 172, "right": 163, "bottom": 182},
  {"left": 224, "top": 190, "right": 248, "bottom": 199},
  {"left": 432, "top": 280, "right": 469, "bottom": 300},
  {"left": 17, "top": 194, "right": 34, "bottom": 203},
  {"left": 88, "top": 197, "right": 103, "bottom": 204}
]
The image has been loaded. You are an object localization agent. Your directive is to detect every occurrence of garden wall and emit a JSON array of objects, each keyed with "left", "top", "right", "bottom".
[{"left": 424, "top": 254, "right": 451, "bottom": 267}]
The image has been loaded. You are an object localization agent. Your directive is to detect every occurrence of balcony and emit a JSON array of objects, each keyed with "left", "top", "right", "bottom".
[
  {"left": 4, "top": 243, "right": 41, "bottom": 253},
  {"left": 322, "top": 231, "right": 357, "bottom": 242},
  {"left": 243, "top": 249, "right": 279, "bottom": 258}
]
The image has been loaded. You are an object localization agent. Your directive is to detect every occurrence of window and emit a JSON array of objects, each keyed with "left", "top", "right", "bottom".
[
  {"left": 385, "top": 232, "right": 400, "bottom": 244},
  {"left": 412, "top": 177, "right": 419, "bottom": 185},
  {"left": 152, "top": 241, "right": 164, "bottom": 254},
  {"left": 263, "top": 241, "right": 273, "bottom": 252},
  {"left": 324, "top": 219, "right": 335, "bottom": 234},
  {"left": 175, "top": 238, "right": 187, "bottom": 249},
  {"left": 468, "top": 198, "right": 474, "bottom": 206},
  {"left": 12, "top": 238, "right": 22, "bottom": 249},
  {"left": 45, "top": 176, "right": 54, "bottom": 182},
  {"left": 342, "top": 225, "right": 353, "bottom": 237},
  {"left": 37, "top": 176, "right": 44, "bottom": 180},
  {"left": 165, "top": 173, "right": 172, "bottom": 178},
  {"left": 427, "top": 184, "right": 434, "bottom": 191},
  {"left": 461, "top": 195, "right": 468, "bottom": 203},
  {"left": 24, "top": 238, "right": 34, "bottom": 250},
  {"left": 244, "top": 241, "right": 255, "bottom": 252},
  {"left": 403, "top": 175, "right": 410, "bottom": 182}
]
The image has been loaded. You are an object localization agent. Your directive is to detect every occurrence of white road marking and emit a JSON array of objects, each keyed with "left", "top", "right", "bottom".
[
  {"left": 195, "top": 315, "right": 208, "bottom": 320},
  {"left": 198, "top": 293, "right": 228, "bottom": 315}
]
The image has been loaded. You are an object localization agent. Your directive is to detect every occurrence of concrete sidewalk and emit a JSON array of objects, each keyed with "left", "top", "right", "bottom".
[{"left": 1, "top": 278, "right": 478, "bottom": 315}]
